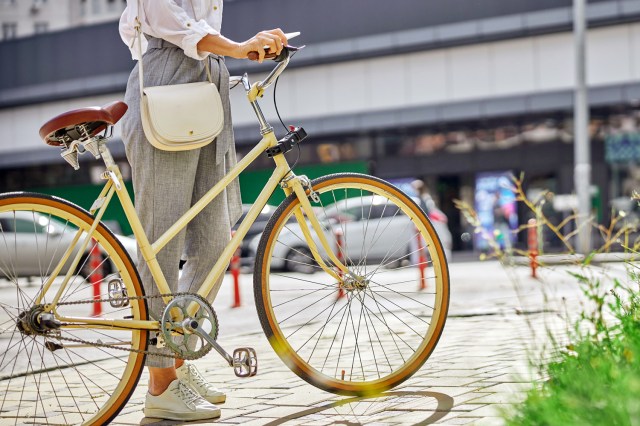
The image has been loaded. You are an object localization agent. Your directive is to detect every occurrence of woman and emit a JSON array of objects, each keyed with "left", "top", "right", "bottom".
[{"left": 119, "top": 0, "right": 287, "bottom": 421}]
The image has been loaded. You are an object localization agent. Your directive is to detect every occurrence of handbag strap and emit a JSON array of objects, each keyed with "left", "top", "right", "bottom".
[{"left": 133, "top": 0, "right": 214, "bottom": 100}]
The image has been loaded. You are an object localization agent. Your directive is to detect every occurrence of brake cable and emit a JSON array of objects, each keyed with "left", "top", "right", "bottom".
[{"left": 273, "top": 74, "right": 302, "bottom": 175}]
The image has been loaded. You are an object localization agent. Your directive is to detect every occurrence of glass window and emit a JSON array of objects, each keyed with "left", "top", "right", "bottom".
[
  {"left": 13, "top": 218, "right": 46, "bottom": 234},
  {"left": 34, "top": 22, "right": 48, "bottom": 34},
  {"left": 2, "top": 22, "right": 17, "bottom": 40},
  {"left": 366, "top": 203, "right": 400, "bottom": 219},
  {"left": 0, "top": 218, "right": 12, "bottom": 232}
]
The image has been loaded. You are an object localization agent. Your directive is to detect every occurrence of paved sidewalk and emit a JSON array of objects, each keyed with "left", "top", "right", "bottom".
[
  {"left": 115, "top": 313, "right": 546, "bottom": 425},
  {"left": 9, "top": 258, "right": 627, "bottom": 425},
  {"left": 107, "top": 259, "right": 622, "bottom": 425}
]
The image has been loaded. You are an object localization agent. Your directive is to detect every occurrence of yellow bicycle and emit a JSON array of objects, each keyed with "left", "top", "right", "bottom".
[{"left": 0, "top": 46, "right": 449, "bottom": 425}]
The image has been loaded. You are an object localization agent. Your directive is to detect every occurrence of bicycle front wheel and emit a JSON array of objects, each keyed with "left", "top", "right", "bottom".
[
  {"left": 254, "top": 173, "right": 449, "bottom": 395},
  {"left": 0, "top": 193, "right": 148, "bottom": 425}
]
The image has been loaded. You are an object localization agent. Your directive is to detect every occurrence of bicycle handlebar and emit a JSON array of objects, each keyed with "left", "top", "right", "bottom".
[
  {"left": 238, "top": 45, "right": 304, "bottom": 132},
  {"left": 249, "top": 45, "right": 304, "bottom": 92}
]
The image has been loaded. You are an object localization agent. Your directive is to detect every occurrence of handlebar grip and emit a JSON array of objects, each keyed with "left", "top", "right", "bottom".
[{"left": 247, "top": 50, "right": 279, "bottom": 61}]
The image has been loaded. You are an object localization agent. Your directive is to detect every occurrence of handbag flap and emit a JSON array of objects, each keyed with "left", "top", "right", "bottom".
[{"left": 143, "top": 82, "right": 224, "bottom": 143}]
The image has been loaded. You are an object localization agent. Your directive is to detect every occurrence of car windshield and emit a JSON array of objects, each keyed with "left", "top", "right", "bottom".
[
  {"left": 323, "top": 196, "right": 397, "bottom": 222},
  {"left": 0, "top": 212, "right": 70, "bottom": 234}
]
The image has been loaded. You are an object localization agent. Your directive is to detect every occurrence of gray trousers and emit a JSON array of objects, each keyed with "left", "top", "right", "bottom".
[{"left": 121, "top": 37, "right": 242, "bottom": 367}]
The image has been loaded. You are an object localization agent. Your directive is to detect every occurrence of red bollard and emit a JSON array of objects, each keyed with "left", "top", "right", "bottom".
[
  {"left": 89, "top": 239, "right": 103, "bottom": 317},
  {"left": 528, "top": 218, "right": 538, "bottom": 279},
  {"left": 230, "top": 232, "right": 241, "bottom": 308},
  {"left": 417, "top": 230, "right": 427, "bottom": 290},
  {"left": 335, "top": 228, "right": 345, "bottom": 299}
]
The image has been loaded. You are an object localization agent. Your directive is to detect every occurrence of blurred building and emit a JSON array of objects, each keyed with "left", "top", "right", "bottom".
[
  {"left": 0, "top": 0, "right": 126, "bottom": 40},
  {"left": 1, "top": 0, "right": 639, "bottom": 249}
]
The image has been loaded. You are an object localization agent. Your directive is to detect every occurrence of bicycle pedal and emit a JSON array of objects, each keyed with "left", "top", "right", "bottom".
[{"left": 233, "top": 347, "right": 258, "bottom": 377}]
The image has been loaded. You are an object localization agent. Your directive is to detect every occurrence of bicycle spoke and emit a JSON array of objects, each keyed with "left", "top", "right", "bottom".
[
  {"left": 333, "top": 293, "right": 354, "bottom": 378},
  {"left": 273, "top": 285, "right": 335, "bottom": 309},
  {"left": 271, "top": 273, "right": 336, "bottom": 288},
  {"left": 320, "top": 294, "right": 351, "bottom": 374},
  {"left": 289, "top": 295, "right": 346, "bottom": 347},
  {"left": 369, "top": 289, "right": 428, "bottom": 336},
  {"left": 369, "top": 279, "right": 436, "bottom": 313},
  {"left": 347, "top": 292, "right": 366, "bottom": 381},
  {"left": 278, "top": 286, "right": 341, "bottom": 325},
  {"left": 305, "top": 294, "right": 346, "bottom": 363},
  {"left": 359, "top": 291, "right": 392, "bottom": 377},
  {"left": 363, "top": 288, "right": 414, "bottom": 358}
]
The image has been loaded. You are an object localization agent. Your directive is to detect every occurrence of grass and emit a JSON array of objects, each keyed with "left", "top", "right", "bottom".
[{"left": 504, "top": 268, "right": 640, "bottom": 425}]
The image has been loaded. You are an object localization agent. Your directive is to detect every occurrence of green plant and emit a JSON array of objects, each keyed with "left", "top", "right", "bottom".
[
  {"left": 504, "top": 267, "right": 640, "bottom": 426},
  {"left": 454, "top": 176, "right": 640, "bottom": 425}
]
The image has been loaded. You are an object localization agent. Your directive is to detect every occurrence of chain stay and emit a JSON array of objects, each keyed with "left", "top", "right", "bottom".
[{"left": 50, "top": 292, "right": 208, "bottom": 359}]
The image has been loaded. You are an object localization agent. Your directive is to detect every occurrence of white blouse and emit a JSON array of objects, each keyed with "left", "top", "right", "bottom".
[{"left": 119, "top": 0, "right": 223, "bottom": 61}]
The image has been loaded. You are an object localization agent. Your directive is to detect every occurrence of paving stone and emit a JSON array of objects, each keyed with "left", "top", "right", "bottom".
[
  {"left": 453, "top": 392, "right": 495, "bottom": 405},
  {"left": 468, "top": 416, "right": 507, "bottom": 425},
  {"left": 459, "top": 403, "right": 513, "bottom": 418},
  {"left": 464, "top": 392, "right": 526, "bottom": 405},
  {"left": 434, "top": 416, "right": 478, "bottom": 424},
  {"left": 241, "top": 404, "right": 313, "bottom": 419}
]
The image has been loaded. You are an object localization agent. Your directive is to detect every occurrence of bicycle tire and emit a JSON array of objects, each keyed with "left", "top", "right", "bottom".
[
  {"left": 254, "top": 173, "right": 449, "bottom": 395},
  {"left": 0, "top": 192, "right": 148, "bottom": 425}
]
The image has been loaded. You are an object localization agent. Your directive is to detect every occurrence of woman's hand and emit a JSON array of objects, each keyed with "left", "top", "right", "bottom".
[
  {"left": 196, "top": 29, "right": 288, "bottom": 62},
  {"left": 236, "top": 29, "right": 288, "bottom": 62}
]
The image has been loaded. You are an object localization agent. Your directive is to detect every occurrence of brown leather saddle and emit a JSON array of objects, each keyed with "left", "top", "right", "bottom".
[{"left": 39, "top": 101, "right": 128, "bottom": 146}]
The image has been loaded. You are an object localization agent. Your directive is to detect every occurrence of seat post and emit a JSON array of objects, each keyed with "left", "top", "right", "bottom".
[{"left": 98, "top": 138, "right": 117, "bottom": 169}]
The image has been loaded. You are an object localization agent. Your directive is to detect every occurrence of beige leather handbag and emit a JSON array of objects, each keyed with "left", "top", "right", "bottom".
[{"left": 134, "top": 0, "right": 224, "bottom": 151}]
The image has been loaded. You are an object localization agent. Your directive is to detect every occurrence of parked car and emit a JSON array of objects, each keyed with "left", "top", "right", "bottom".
[
  {"left": 233, "top": 203, "right": 278, "bottom": 266},
  {"left": 248, "top": 195, "right": 453, "bottom": 274},
  {"left": 0, "top": 211, "right": 138, "bottom": 280}
]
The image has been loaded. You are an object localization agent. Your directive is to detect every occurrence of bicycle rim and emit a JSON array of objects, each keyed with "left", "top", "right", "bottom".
[
  {"left": 254, "top": 174, "right": 449, "bottom": 395},
  {"left": 0, "top": 193, "right": 147, "bottom": 425}
]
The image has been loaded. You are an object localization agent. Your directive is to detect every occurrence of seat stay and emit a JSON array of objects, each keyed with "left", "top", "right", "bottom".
[
  {"left": 33, "top": 180, "right": 114, "bottom": 307},
  {"left": 47, "top": 183, "right": 116, "bottom": 311}
]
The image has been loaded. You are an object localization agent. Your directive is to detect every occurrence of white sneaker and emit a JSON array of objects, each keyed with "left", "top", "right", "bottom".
[
  {"left": 144, "top": 379, "right": 221, "bottom": 421},
  {"left": 176, "top": 362, "right": 227, "bottom": 404}
]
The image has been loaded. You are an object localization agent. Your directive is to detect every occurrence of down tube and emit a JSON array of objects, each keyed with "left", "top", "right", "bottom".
[{"left": 190, "top": 163, "right": 290, "bottom": 314}]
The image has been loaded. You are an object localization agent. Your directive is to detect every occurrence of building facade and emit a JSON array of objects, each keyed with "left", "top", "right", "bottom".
[
  {"left": 0, "top": 0, "right": 126, "bottom": 40},
  {"left": 1, "top": 0, "right": 639, "bottom": 250}
]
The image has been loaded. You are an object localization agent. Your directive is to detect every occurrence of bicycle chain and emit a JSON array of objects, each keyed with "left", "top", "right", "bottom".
[{"left": 48, "top": 292, "right": 213, "bottom": 360}]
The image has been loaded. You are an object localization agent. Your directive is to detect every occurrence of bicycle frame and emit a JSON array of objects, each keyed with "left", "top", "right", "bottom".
[{"left": 36, "top": 71, "right": 350, "bottom": 331}]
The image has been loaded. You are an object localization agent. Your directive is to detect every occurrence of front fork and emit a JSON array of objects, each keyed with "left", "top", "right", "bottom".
[{"left": 279, "top": 173, "right": 350, "bottom": 281}]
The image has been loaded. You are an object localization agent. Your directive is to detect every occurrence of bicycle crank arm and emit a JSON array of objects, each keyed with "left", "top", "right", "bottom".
[
  {"left": 188, "top": 321, "right": 233, "bottom": 366},
  {"left": 187, "top": 320, "right": 258, "bottom": 377}
]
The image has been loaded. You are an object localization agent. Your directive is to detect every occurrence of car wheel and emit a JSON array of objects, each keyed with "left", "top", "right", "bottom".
[
  {"left": 384, "top": 244, "right": 411, "bottom": 269},
  {"left": 285, "top": 247, "right": 317, "bottom": 274}
]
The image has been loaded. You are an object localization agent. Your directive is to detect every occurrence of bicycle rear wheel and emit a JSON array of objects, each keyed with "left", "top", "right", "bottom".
[
  {"left": 0, "top": 193, "right": 148, "bottom": 425},
  {"left": 254, "top": 173, "right": 449, "bottom": 395}
]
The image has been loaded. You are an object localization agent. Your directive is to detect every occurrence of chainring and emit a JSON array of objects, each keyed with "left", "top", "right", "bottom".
[{"left": 159, "top": 294, "right": 219, "bottom": 360}]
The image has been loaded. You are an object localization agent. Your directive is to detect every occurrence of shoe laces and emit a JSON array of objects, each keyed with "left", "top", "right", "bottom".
[
  {"left": 185, "top": 363, "right": 214, "bottom": 390},
  {"left": 173, "top": 380, "right": 203, "bottom": 409}
]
